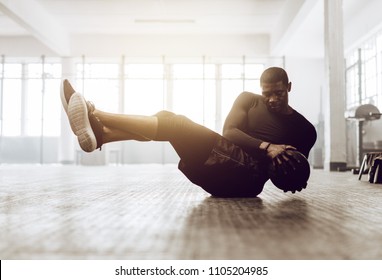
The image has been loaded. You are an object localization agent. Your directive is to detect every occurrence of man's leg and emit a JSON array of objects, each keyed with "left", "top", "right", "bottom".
[
  {"left": 93, "top": 109, "right": 217, "bottom": 165},
  {"left": 94, "top": 110, "right": 158, "bottom": 141},
  {"left": 64, "top": 83, "right": 217, "bottom": 164}
]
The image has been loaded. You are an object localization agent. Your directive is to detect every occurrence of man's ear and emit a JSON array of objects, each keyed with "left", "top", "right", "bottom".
[{"left": 288, "top": 82, "right": 292, "bottom": 92}]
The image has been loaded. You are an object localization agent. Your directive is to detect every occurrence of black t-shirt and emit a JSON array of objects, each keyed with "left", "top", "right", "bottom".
[{"left": 224, "top": 92, "right": 317, "bottom": 158}]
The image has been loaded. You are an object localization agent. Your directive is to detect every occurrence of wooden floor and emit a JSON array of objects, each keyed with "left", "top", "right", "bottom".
[{"left": 1, "top": 164, "right": 382, "bottom": 260}]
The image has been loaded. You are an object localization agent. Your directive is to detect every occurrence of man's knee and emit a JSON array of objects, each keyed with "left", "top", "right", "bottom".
[{"left": 154, "top": 110, "right": 176, "bottom": 118}]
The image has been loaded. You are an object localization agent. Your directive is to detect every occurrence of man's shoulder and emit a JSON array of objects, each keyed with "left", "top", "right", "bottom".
[
  {"left": 292, "top": 109, "right": 314, "bottom": 125},
  {"left": 291, "top": 109, "right": 317, "bottom": 137},
  {"left": 239, "top": 91, "right": 262, "bottom": 99},
  {"left": 237, "top": 91, "right": 263, "bottom": 105}
]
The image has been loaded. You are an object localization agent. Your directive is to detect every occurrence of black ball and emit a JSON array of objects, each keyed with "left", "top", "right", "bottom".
[{"left": 269, "top": 150, "right": 310, "bottom": 193}]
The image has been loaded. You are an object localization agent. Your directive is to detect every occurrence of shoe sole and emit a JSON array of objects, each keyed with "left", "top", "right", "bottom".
[
  {"left": 60, "top": 79, "right": 75, "bottom": 113},
  {"left": 60, "top": 82, "right": 68, "bottom": 113},
  {"left": 60, "top": 79, "right": 80, "bottom": 133},
  {"left": 67, "top": 93, "right": 97, "bottom": 152}
]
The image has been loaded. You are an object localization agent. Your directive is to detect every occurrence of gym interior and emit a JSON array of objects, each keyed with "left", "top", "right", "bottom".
[{"left": 1, "top": 0, "right": 382, "bottom": 260}]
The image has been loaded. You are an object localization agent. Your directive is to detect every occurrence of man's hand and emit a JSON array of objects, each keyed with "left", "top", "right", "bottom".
[
  {"left": 266, "top": 144, "right": 297, "bottom": 170},
  {"left": 266, "top": 148, "right": 310, "bottom": 194}
]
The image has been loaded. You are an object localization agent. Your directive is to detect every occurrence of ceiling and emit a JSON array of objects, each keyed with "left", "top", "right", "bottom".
[
  {"left": 0, "top": 0, "right": 372, "bottom": 57},
  {"left": 0, "top": 0, "right": 289, "bottom": 35}
]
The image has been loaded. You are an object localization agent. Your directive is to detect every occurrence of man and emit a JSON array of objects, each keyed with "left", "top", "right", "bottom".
[
  {"left": 61, "top": 67, "right": 316, "bottom": 197},
  {"left": 224, "top": 66, "right": 316, "bottom": 162}
]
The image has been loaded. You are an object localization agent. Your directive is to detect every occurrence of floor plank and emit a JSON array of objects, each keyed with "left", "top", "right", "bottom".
[{"left": 1, "top": 164, "right": 382, "bottom": 259}]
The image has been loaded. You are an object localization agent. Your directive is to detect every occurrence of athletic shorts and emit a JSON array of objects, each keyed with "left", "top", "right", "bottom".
[{"left": 178, "top": 136, "right": 269, "bottom": 197}]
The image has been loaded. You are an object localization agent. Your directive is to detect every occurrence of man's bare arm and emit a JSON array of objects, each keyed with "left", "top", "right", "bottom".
[
  {"left": 222, "top": 92, "right": 266, "bottom": 154},
  {"left": 223, "top": 92, "right": 295, "bottom": 160}
]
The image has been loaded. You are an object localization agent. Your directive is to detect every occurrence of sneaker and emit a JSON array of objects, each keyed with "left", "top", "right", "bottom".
[
  {"left": 60, "top": 79, "right": 76, "bottom": 113},
  {"left": 67, "top": 93, "right": 103, "bottom": 152},
  {"left": 87, "top": 102, "right": 104, "bottom": 151}
]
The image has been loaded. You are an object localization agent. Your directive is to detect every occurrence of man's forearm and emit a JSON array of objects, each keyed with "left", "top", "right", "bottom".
[{"left": 223, "top": 128, "right": 265, "bottom": 154}]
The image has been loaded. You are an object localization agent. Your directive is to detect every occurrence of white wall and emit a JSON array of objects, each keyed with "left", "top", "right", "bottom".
[
  {"left": 344, "top": 0, "right": 382, "bottom": 54},
  {"left": 0, "top": 36, "right": 56, "bottom": 57},
  {"left": 0, "top": 34, "right": 270, "bottom": 58},
  {"left": 284, "top": 57, "right": 324, "bottom": 126},
  {"left": 71, "top": 34, "right": 270, "bottom": 58}
]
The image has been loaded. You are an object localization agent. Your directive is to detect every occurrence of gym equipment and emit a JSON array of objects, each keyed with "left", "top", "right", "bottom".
[
  {"left": 346, "top": 104, "right": 381, "bottom": 168},
  {"left": 269, "top": 150, "right": 311, "bottom": 193}
]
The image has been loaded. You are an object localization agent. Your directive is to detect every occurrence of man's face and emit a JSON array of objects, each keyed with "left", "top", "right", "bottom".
[{"left": 261, "top": 81, "right": 291, "bottom": 114}]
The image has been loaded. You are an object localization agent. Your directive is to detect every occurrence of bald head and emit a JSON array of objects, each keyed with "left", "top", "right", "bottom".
[{"left": 260, "top": 67, "right": 289, "bottom": 86}]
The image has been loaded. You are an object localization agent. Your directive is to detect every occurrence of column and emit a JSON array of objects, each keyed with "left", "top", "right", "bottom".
[
  {"left": 324, "top": 0, "right": 347, "bottom": 171},
  {"left": 58, "top": 57, "right": 76, "bottom": 164}
]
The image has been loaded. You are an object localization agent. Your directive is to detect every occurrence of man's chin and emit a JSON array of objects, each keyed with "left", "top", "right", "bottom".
[{"left": 267, "top": 105, "right": 282, "bottom": 113}]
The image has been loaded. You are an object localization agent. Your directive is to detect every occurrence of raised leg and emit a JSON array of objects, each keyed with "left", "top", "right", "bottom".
[
  {"left": 93, "top": 109, "right": 158, "bottom": 141},
  {"left": 62, "top": 80, "right": 218, "bottom": 164}
]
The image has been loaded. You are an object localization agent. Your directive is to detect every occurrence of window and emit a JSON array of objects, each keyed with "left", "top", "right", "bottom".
[
  {"left": 221, "top": 63, "right": 263, "bottom": 122},
  {"left": 0, "top": 56, "right": 266, "bottom": 164},
  {"left": 25, "top": 63, "right": 62, "bottom": 136},
  {"left": 172, "top": 64, "right": 216, "bottom": 129},
  {"left": 1, "top": 64, "right": 22, "bottom": 136},
  {"left": 76, "top": 63, "right": 119, "bottom": 113},
  {"left": 346, "top": 32, "right": 382, "bottom": 110},
  {"left": 124, "top": 64, "right": 164, "bottom": 115},
  {"left": 0, "top": 62, "right": 62, "bottom": 137}
]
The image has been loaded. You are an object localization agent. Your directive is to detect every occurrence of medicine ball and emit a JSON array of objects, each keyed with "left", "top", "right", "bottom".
[{"left": 269, "top": 150, "right": 310, "bottom": 193}]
